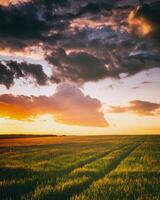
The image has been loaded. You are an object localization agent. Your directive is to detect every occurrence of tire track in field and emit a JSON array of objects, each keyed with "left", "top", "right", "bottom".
[
  {"left": 24, "top": 144, "right": 129, "bottom": 200},
  {"left": 46, "top": 142, "right": 141, "bottom": 200},
  {"left": 41, "top": 143, "right": 129, "bottom": 184},
  {"left": 61, "top": 143, "right": 129, "bottom": 176},
  {"left": 0, "top": 144, "right": 129, "bottom": 200},
  {"left": 70, "top": 142, "right": 141, "bottom": 199}
]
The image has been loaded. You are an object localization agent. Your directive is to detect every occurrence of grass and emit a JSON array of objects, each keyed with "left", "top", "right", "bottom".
[{"left": 0, "top": 135, "right": 159, "bottom": 200}]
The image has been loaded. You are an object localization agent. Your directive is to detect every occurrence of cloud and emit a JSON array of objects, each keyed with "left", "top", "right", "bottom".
[
  {"left": 47, "top": 49, "right": 110, "bottom": 84},
  {"left": 108, "top": 100, "right": 160, "bottom": 116},
  {"left": 0, "top": 0, "right": 115, "bottom": 48},
  {"left": 74, "top": 1, "right": 114, "bottom": 17},
  {"left": 0, "top": 61, "right": 49, "bottom": 88},
  {"left": 0, "top": 0, "right": 72, "bottom": 49},
  {"left": 0, "top": 3, "right": 48, "bottom": 37},
  {"left": 132, "top": 86, "right": 140, "bottom": 90},
  {"left": 0, "top": 61, "right": 23, "bottom": 88},
  {"left": 141, "top": 81, "right": 152, "bottom": 84},
  {"left": 0, "top": 0, "right": 30, "bottom": 6},
  {"left": 0, "top": 83, "right": 108, "bottom": 127},
  {"left": 0, "top": 0, "right": 159, "bottom": 87},
  {"left": 131, "top": 82, "right": 153, "bottom": 91},
  {"left": 128, "top": 1, "right": 160, "bottom": 37},
  {"left": 46, "top": 45, "right": 160, "bottom": 84},
  {"left": 8, "top": 61, "right": 49, "bottom": 86}
]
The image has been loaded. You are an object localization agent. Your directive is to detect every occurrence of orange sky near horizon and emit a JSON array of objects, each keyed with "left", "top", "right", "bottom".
[{"left": 0, "top": 0, "right": 160, "bottom": 135}]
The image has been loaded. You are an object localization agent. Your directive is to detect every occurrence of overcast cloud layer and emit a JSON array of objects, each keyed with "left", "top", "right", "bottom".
[{"left": 0, "top": 0, "right": 160, "bottom": 88}]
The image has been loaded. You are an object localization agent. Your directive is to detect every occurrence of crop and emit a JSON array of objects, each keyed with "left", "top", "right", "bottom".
[{"left": 0, "top": 135, "right": 159, "bottom": 200}]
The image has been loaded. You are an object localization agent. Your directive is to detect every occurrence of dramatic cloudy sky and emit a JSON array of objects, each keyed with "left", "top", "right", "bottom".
[{"left": 0, "top": 0, "right": 160, "bottom": 135}]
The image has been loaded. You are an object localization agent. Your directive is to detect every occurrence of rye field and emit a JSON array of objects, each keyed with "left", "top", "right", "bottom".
[{"left": 0, "top": 135, "right": 160, "bottom": 200}]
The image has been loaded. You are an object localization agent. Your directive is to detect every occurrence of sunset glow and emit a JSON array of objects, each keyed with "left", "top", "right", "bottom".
[
  {"left": 128, "top": 9, "right": 153, "bottom": 36},
  {"left": 0, "top": 0, "right": 159, "bottom": 135}
]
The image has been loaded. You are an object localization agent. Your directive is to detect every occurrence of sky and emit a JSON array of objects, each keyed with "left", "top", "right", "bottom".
[{"left": 0, "top": 0, "right": 160, "bottom": 135}]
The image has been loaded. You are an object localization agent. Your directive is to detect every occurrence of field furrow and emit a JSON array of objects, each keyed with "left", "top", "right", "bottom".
[
  {"left": 72, "top": 139, "right": 160, "bottom": 200},
  {"left": 26, "top": 143, "right": 140, "bottom": 200},
  {"left": 0, "top": 140, "right": 130, "bottom": 200},
  {"left": 0, "top": 136, "right": 159, "bottom": 200}
]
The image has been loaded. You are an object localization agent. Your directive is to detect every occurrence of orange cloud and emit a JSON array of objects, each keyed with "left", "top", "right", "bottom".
[
  {"left": 0, "top": 83, "right": 108, "bottom": 127},
  {"left": 0, "top": 0, "right": 29, "bottom": 6},
  {"left": 128, "top": 9, "right": 153, "bottom": 36},
  {"left": 109, "top": 100, "right": 160, "bottom": 116},
  {"left": 128, "top": 3, "right": 160, "bottom": 37}
]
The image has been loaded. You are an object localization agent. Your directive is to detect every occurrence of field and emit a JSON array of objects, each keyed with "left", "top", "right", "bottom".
[{"left": 0, "top": 135, "right": 160, "bottom": 200}]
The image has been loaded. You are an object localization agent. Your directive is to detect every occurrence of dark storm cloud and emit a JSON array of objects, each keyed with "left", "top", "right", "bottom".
[
  {"left": 0, "top": 0, "right": 117, "bottom": 86},
  {"left": 47, "top": 49, "right": 109, "bottom": 84},
  {"left": 0, "top": 0, "right": 115, "bottom": 40},
  {"left": 74, "top": 1, "right": 114, "bottom": 17},
  {"left": 0, "top": 0, "right": 71, "bottom": 49},
  {"left": 108, "top": 100, "right": 160, "bottom": 116},
  {"left": 0, "top": 0, "right": 159, "bottom": 87},
  {"left": 118, "top": 48, "right": 160, "bottom": 76},
  {"left": 0, "top": 61, "right": 49, "bottom": 88},
  {"left": 0, "top": 61, "right": 24, "bottom": 88},
  {"left": 0, "top": 3, "right": 48, "bottom": 37},
  {"left": 8, "top": 61, "right": 49, "bottom": 86},
  {"left": 46, "top": 44, "right": 160, "bottom": 84},
  {"left": 45, "top": 1, "right": 160, "bottom": 84}
]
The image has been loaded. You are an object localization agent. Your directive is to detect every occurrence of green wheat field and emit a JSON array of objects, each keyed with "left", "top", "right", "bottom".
[{"left": 0, "top": 135, "right": 160, "bottom": 200}]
